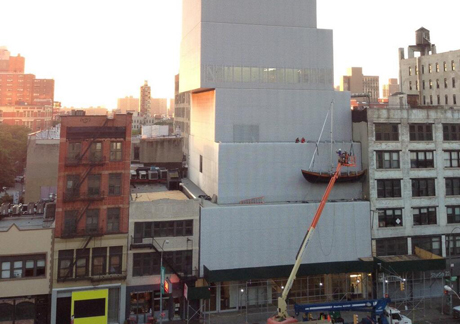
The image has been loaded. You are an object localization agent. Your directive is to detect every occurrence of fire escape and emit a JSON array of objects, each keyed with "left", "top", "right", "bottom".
[{"left": 61, "top": 119, "right": 109, "bottom": 282}]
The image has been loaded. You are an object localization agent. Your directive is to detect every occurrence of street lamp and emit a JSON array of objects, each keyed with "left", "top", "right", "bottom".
[
  {"left": 160, "top": 240, "right": 169, "bottom": 324},
  {"left": 448, "top": 227, "right": 460, "bottom": 315},
  {"left": 445, "top": 285, "right": 460, "bottom": 301}
]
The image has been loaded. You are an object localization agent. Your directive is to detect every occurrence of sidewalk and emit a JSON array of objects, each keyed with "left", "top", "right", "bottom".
[{"left": 171, "top": 297, "right": 460, "bottom": 324}]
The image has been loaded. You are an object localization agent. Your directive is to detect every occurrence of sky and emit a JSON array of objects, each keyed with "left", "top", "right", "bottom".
[{"left": 2, "top": 0, "right": 460, "bottom": 108}]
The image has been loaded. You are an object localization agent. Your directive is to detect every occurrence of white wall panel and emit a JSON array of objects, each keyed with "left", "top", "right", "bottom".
[
  {"left": 200, "top": 201, "right": 371, "bottom": 273},
  {"left": 202, "top": 0, "right": 317, "bottom": 28},
  {"left": 217, "top": 142, "right": 363, "bottom": 204}
]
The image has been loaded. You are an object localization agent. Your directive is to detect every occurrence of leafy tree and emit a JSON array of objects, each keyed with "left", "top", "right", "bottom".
[{"left": 0, "top": 124, "right": 30, "bottom": 188}]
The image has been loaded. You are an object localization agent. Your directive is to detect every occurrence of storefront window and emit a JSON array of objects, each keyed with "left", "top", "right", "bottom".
[{"left": 130, "top": 292, "right": 153, "bottom": 324}]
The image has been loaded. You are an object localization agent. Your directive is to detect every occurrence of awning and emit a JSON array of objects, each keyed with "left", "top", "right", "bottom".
[
  {"left": 374, "top": 247, "right": 446, "bottom": 273},
  {"left": 204, "top": 260, "right": 375, "bottom": 283}
]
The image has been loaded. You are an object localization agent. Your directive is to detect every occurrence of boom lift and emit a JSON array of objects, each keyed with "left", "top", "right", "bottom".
[{"left": 268, "top": 151, "right": 356, "bottom": 324}]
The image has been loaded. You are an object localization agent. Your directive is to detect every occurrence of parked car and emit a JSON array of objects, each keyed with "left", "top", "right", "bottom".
[{"left": 454, "top": 305, "right": 460, "bottom": 319}]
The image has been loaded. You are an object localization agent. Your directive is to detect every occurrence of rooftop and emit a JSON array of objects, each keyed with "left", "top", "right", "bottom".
[
  {"left": 130, "top": 183, "right": 189, "bottom": 202},
  {"left": 0, "top": 215, "right": 53, "bottom": 231}
]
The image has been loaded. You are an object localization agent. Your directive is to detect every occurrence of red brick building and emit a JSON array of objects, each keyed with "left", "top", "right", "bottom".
[
  {"left": 0, "top": 105, "right": 53, "bottom": 131},
  {"left": 51, "top": 113, "right": 132, "bottom": 323},
  {"left": 0, "top": 74, "right": 54, "bottom": 106},
  {"left": 55, "top": 113, "right": 132, "bottom": 238},
  {"left": 0, "top": 47, "right": 25, "bottom": 73}
]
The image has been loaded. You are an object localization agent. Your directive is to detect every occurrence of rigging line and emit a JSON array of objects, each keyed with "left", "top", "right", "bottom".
[{"left": 308, "top": 101, "right": 333, "bottom": 171}]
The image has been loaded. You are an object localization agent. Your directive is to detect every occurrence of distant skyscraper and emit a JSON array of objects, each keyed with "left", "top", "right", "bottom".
[
  {"left": 0, "top": 46, "right": 25, "bottom": 73},
  {"left": 117, "top": 96, "right": 139, "bottom": 113},
  {"left": 341, "top": 67, "right": 380, "bottom": 103},
  {"left": 382, "top": 78, "right": 399, "bottom": 98},
  {"left": 139, "top": 80, "right": 151, "bottom": 116}
]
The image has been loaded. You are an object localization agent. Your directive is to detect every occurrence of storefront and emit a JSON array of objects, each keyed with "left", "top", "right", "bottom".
[
  {"left": 51, "top": 284, "right": 125, "bottom": 324},
  {"left": 0, "top": 295, "right": 49, "bottom": 324},
  {"left": 126, "top": 285, "right": 184, "bottom": 323}
]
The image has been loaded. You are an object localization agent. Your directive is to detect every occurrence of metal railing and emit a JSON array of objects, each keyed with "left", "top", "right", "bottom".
[
  {"left": 65, "top": 155, "right": 107, "bottom": 166},
  {"left": 63, "top": 190, "right": 105, "bottom": 202}
]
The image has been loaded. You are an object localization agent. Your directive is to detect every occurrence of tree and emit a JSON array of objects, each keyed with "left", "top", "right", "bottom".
[{"left": 0, "top": 124, "right": 30, "bottom": 188}]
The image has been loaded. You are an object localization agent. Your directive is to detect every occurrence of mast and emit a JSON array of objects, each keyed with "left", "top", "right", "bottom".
[{"left": 330, "top": 101, "right": 334, "bottom": 171}]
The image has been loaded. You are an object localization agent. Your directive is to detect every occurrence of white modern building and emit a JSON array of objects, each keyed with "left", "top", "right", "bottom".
[{"left": 180, "top": 0, "right": 374, "bottom": 313}]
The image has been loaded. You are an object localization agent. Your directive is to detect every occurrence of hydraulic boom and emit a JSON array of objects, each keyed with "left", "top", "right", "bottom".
[{"left": 268, "top": 151, "right": 356, "bottom": 324}]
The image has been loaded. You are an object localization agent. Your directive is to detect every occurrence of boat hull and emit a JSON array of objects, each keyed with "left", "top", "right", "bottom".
[{"left": 301, "top": 169, "right": 366, "bottom": 183}]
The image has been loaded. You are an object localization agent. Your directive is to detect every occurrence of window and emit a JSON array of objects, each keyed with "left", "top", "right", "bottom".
[
  {"left": 164, "top": 250, "right": 193, "bottom": 275},
  {"left": 446, "top": 178, "right": 460, "bottom": 196},
  {"left": 376, "top": 151, "right": 400, "bottom": 169},
  {"left": 134, "top": 146, "right": 140, "bottom": 160},
  {"left": 437, "top": 95, "right": 441, "bottom": 105},
  {"left": 109, "top": 247, "right": 122, "bottom": 274},
  {"left": 377, "top": 179, "right": 401, "bottom": 198},
  {"left": 68, "top": 142, "right": 81, "bottom": 160},
  {"left": 429, "top": 64, "right": 432, "bottom": 73},
  {"left": 422, "top": 80, "right": 426, "bottom": 90},
  {"left": 444, "top": 124, "right": 460, "bottom": 140},
  {"left": 452, "top": 60, "right": 456, "bottom": 71},
  {"left": 436, "top": 79, "right": 440, "bottom": 89},
  {"left": 454, "top": 95, "right": 457, "bottom": 105},
  {"left": 92, "top": 247, "right": 107, "bottom": 276},
  {"left": 409, "top": 81, "right": 412, "bottom": 91},
  {"left": 444, "top": 151, "right": 460, "bottom": 167},
  {"left": 423, "top": 96, "right": 426, "bottom": 105},
  {"left": 436, "top": 63, "right": 439, "bottom": 72},
  {"left": 445, "top": 95, "right": 449, "bottom": 105},
  {"left": 411, "top": 178, "right": 436, "bottom": 197},
  {"left": 412, "top": 236, "right": 441, "bottom": 255},
  {"left": 412, "top": 123, "right": 433, "bottom": 141},
  {"left": 58, "top": 250, "right": 74, "bottom": 279},
  {"left": 444, "top": 62, "right": 448, "bottom": 72},
  {"left": 376, "top": 238, "right": 407, "bottom": 256},
  {"left": 0, "top": 255, "right": 46, "bottom": 279},
  {"left": 447, "top": 206, "right": 460, "bottom": 224},
  {"left": 429, "top": 79, "right": 432, "bottom": 89},
  {"left": 64, "top": 210, "right": 77, "bottom": 236},
  {"left": 199, "top": 155, "right": 203, "bottom": 173},
  {"left": 430, "top": 95, "right": 433, "bottom": 105},
  {"left": 421, "top": 65, "right": 425, "bottom": 74},
  {"left": 86, "top": 209, "right": 99, "bottom": 233},
  {"left": 416, "top": 80, "right": 419, "bottom": 90},
  {"left": 107, "top": 208, "right": 120, "bottom": 233},
  {"left": 375, "top": 124, "right": 399, "bottom": 141},
  {"left": 89, "top": 142, "right": 102, "bottom": 162},
  {"left": 378, "top": 209, "right": 403, "bottom": 227},
  {"left": 133, "top": 252, "right": 160, "bottom": 277},
  {"left": 153, "top": 220, "right": 194, "bottom": 237},
  {"left": 75, "top": 249, "right": 89, "bottom": 278},
  {"left": 413, "top": 207, "right": 437, "bottom": 225},
  {"left": 65, "top": 175, "right": 80, "bottom": 197},
  {"left": 110, "top": 141, "right": 122, "bottom": 161},
  {"left": 408, "top": 67, "right": 412, "bottom": 76},
  {"left": 410, "top": 151, "right": 434, "bottom": 168},
  {"left": 447, "top": 234, "right": 460, "bottom": 256},
  {"left": 108, "top": 173, "right": 122, "bottom": 196},
  {"left": 87, "top": 174, "right": 101, "bottom": 196},
  {"left": 445, "top": 78, "right": 448, "bottom": 89}
]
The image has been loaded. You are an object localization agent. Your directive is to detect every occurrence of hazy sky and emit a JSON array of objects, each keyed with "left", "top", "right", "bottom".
[{"left": 2, "top": 0, "right": 459, "bottom": 108}]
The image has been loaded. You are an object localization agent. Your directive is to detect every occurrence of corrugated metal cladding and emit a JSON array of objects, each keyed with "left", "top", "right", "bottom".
[{"left": 66, "top": 127, "right": 126, "bottom": 140}]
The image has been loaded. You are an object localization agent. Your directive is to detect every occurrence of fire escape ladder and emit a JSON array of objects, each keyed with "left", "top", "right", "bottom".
[
  {"left": 152, "top": 243, "right": 183, "bottom": 280},
  {"left": 62, "top": 235, "right": 94, "bottom": 282},
  {"left": 77, "top": 118, "right": 110, "bottom": 162},
  {"left": 75, "top": 201, "right": 93, "bottom": 225}
]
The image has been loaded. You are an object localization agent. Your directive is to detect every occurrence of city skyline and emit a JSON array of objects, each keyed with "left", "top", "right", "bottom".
[{"left": 2, "top": 0, "right": 459, "bottom": 108}]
